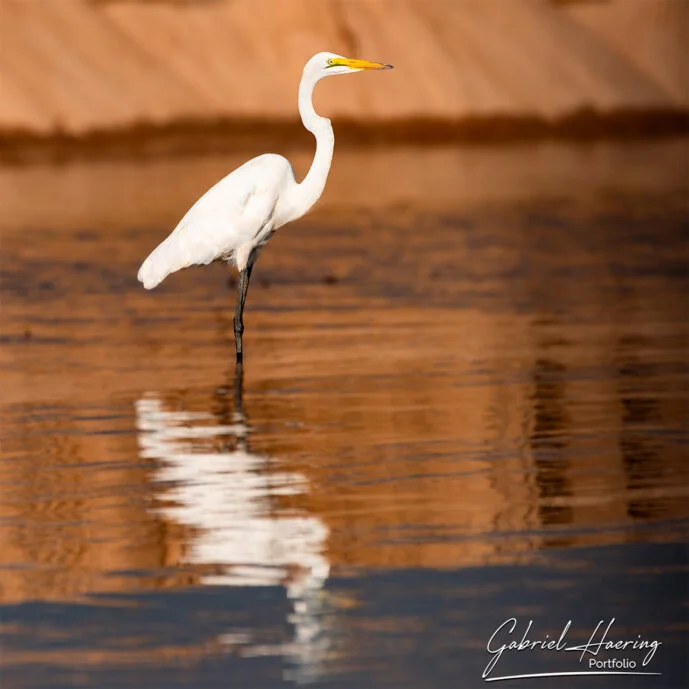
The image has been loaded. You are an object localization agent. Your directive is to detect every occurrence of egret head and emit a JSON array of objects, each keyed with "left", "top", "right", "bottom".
[{"left": 305, "top": 51, "right": 393, "bottom": 80}]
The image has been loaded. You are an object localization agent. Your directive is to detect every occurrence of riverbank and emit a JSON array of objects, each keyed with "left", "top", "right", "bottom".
[{"left": 2, "top": 0, "right": 686, "bottom": 162}]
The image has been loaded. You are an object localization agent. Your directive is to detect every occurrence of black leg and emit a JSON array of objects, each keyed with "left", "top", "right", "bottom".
[
  {"left": 234, "top": 263, "right": 253, "bottom": 364},
  {"left": 233, "top": 360, "right": 244, "bottom": 420}
]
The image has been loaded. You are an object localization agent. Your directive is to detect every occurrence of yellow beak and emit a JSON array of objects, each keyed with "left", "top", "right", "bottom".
[{"left": 330, "top": 57, "right": 393, "bottom": 71}]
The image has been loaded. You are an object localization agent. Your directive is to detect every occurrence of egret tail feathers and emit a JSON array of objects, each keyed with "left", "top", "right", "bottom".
[
  {"left": 137, "top": 238, "right": 187, "bottom": 289},
  {"left": 138, "top": 228, "right": 222, "bottom": 289}
]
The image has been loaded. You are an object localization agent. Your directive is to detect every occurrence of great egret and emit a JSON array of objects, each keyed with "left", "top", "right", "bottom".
[{"left": 137, "top": 52, "right": 393, "bottom": 363}]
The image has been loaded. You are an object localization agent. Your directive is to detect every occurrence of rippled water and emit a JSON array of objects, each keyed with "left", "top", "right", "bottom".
[{"left": 1, "top": 140, "right": 688, "bottom": 688}]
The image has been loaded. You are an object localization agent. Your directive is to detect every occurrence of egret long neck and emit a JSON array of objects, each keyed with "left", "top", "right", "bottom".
[{"left": 293, "top": 74, "right": 334, "bottom": 217}]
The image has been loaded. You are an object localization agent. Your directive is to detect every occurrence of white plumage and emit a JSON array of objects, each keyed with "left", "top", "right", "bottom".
[
  {"left": 138, "top": 154, "right": 294, "bottom": 289},
  {"left": 137, "top": 51, "right": 392, "bottom": 362}
]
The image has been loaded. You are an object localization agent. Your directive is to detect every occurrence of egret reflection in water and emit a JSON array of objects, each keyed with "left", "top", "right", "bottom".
[{"left": 135, "top": 364, "right": 331, "bottom": 681}]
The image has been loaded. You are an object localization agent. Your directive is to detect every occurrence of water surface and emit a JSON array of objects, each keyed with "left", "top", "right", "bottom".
[{"left": 1, "top": 140, "right": 688, "bottom": 688}]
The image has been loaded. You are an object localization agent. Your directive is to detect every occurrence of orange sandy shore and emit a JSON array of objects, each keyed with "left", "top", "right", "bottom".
[{"left": 1, "top": 0, "right": 687, "bottom": 148}]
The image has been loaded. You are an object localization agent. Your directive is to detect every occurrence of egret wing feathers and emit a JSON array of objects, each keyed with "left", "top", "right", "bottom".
[{"left": 137, "top": 154, "right": 294, "bottom": 289}]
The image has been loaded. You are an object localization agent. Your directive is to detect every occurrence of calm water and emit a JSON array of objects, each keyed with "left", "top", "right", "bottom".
[{"left": 0, "top": 140, "right": 688, "bottom": 688}]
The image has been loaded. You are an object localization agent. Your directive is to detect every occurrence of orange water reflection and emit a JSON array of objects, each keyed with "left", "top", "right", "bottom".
[{"left": 0, "top": 141, "right": 687, "bottom": 685}]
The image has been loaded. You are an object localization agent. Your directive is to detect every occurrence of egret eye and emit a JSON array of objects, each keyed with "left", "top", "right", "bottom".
[{"left": 327, "top": 59, "right": 334, "bottom": 66}]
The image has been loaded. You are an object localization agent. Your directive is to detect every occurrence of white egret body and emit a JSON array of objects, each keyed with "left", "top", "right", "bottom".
[{"left": 137, "top": 52, "right": 392, "bottom": 362}]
